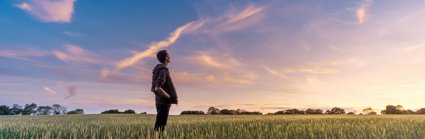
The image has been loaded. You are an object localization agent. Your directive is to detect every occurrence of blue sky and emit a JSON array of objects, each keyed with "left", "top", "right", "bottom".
[{"left": 2, "top": 0, "right": 425, "bottom": 114}]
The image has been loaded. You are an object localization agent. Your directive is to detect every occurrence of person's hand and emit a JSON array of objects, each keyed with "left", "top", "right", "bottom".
[{"left": 155, "top": 87, "right": 170, "bottom": 99}]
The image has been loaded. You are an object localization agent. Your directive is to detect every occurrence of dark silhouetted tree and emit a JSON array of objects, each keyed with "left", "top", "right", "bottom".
[
  {"left": 101, "top": 109, "right": 120, "bottom": 114},
  {"left": 22, "top": 103, "right": 37, "bottom": 115},
  {"left": 305, "top": 109, "right": 323, "bottom": 114},
  {"left": 0, "top": 105, "right": 11, "bottom": 115},
  {"left": 123, "top": 109, "right": 136, "bottom": 114},
  {"left": 180, "top": 110, "right": 205, "bottom": 115},
  {"left": 36, "top": 106, "right": 52, "bottom": 115},
  {"left": 67, "top": 109, "right": 84, "bottom": 114},
  {"left": 219, "top": 109, "right": 235, "bottom": 115},
  {"left": 284, "top": 109, "right": 305, "bottom": 114},
  {"left": 382, "top": 105, "right": 405, "bottom": 114},
  {"left": 416, "top": 108, "right": 425, "bottom": 114},
  {"left": 207, "top": 107, "right": 220, "bottom": 115},
  {"left": 274, "top": 111, "right": 285, "bottom": 114},
  {"left": 239, "top": 111, "right": 262, "bottom": 115},
  {"left": 52, "top": 104, "right": 67, "bottom": 115},
  {"left": 403, "top": 109, "right": 415, "bottom": 114},
  {"left": 325, "top": 107, "right": 345, "bottom": 114},
  {"left": 362, "top": 107, "right": 377, "bottom": 115},
  {"left": 10, "top": 104, "right": 23, "bottom": 115},
  {"left": 347, "top": 112, "right": 355, "bottom": 115}
]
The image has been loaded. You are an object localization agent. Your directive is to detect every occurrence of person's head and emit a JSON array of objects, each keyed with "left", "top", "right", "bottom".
[{"left": 156, "top": 50, "right": 170, "bottom": 65}]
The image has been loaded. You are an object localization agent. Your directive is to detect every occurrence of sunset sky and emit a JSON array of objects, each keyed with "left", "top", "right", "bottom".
[{"left": 1, "top": 0, "right": 425, "bottom": 114}]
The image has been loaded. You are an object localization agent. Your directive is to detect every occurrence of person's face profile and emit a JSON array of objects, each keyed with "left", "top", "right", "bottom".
[{"left": 165, "top": 54, "right": 170, "bottom": 63}]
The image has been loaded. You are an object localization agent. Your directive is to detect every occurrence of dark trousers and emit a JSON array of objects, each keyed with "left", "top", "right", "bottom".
[{"left": 154, "top": 103, "right": 171, "bottom": 132}]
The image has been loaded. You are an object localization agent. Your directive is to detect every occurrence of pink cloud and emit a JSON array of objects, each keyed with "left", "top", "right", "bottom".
[
  {"left": 60, "top": 82, "right": 78, "bottom": 99},
  {"left": 0, "top": 49, "right": 49, "bottom": 59},
  {"left": 53, "top": 44, "right": 102, "bottom": 64},
  {"left": 16, "top": 0, "right": 76, "bottom": 23}
]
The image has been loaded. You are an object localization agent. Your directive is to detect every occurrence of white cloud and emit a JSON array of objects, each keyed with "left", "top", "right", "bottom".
[
  {"left": 355, "top": 0, "right": 373, "bottom": 24},
  {"left": 116, "top": 22, "right": 196, "bottom": 70},
  {"left": 16, "top": 0, "right": 76, "bottom": 23},
  {"left": 42, "top": 86, "right": 56, "bottom": 94}
]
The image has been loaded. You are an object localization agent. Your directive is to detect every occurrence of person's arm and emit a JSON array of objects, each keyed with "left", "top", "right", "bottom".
[
  {"left": 154, "top": 68, "right": 171, "bottom": 99},
  {"left": 155, "top": 87, "right": 170, "bottom": 99}
]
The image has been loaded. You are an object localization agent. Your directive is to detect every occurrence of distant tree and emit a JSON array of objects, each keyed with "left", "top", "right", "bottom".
[
  {"left": 52, "top": 104, "right": 67, "bottom": 115},
  {"left": 22, "top": 103, "right": 37, "bottom": 115},
  {"left": 0, "top": 105, "right": 11, "bottom": 115},
  {"left": 416, "top": 108, "right": 425, "bottom": 114},
  {"left": 274, "top": 111, "right": 285, "bottom": 115},
  {"left": 284, "top": 109, "right": 305, "bottom": 114},
  {"left": 305, "top": 109, "right": 323, "bottom": 114},
  {"left": 219, "top": 109, "right": 235, "bottom": 115},
  {"left": 123, "top": 109, "right": 136, "bottom": 114},
  {"left": 347, "top": 112, "right": 355, "bottom": 115},
  {"left": 207, "top": 107, "right": 220, "bottom": 115},
  {"left": 382, "top": 105, "right": 404, "bottom": 114},
  {"left": 239, "top": 111, "right": 262, "bottom": 115},
  {"left": 10, "top": 104, "right": 23, "bottom": 115},
  {"left": 101, "top": 109, "right": 120, "bottom": 114},
  {"left": 180, "top": 110, "right": 205, "bottom": 115},
  {"left": 325, "top": 107, "right": 345, "bottom": 114},
  {"left": 396, "top": 105, "right": 403, "bottom": 111},
  {"left": 140, "top": 112, "right": 147, "bottom": 114},
  {"left": 36, "top": 106, "right": 52, "bottom": 115},
  {"left": 67, "top": 109, "right": 84, "bottom": 114},
  {"left": 362, "top": 107, "right": 377, "bottom": 115},
  {"left": 403, "top": 109, "right": 415, "bottom": 114}
]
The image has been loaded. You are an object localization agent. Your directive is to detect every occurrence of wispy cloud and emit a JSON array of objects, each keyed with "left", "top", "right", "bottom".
[
  {"left": 356, "top": 0, "right": 373, "bottom": 24},
  {"left": 116, "top": 22, "right": 196, "bottom": 70},
  {"left": 224, "top": 5, "right": 265, "bottom": 24},
  {"left": 60, "top": 82, "right": 78, "bottom": 99},
  {"left": 261, "top": 64, "right": 288, "bottom": 79},
  {"left": 201, "top": 5, "right": 266, "bottom": 33},
  {"left": 186, "top": 53, "right": 257, "bottom": 86},
  {"left": 53, "top": 44, "right": 102, "bottom": 64},
  {"left": 15, "top": 0, "right": 76, "bottom": 23},
  {"left": 114, "top": 4, "right": 265, "bottom": 71},
  {"left": 0, "top": 49, "right": 49, "bottom": 59},
  {"left": 63, "top": 31, "right": 82, "bottom": 37},
  {"left": 42, "top": 86, "right": 56, "bottom": 94},
  {"left": 99, "top": 68, "right": 149, "bottom": 84},
  {"left": 282, "top": 58, "right": 367, "bottom": 75},
  {"left": 195, "top": 53, "right": 242, "bottom": 69}
]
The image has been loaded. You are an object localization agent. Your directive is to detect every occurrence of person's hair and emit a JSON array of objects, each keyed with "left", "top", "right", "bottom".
[{"left": 156, "top": 50, "right": 168, "bottom": 63}]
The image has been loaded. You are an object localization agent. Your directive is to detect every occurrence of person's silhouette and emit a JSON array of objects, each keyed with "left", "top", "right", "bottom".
[{"left": 151, "top": 50, "right": 178, "bottom": 132}]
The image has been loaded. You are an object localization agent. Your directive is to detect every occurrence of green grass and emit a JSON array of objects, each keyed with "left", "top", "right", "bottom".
[{"left": 1, "top": 114, "right": 425, "bottom": 139}]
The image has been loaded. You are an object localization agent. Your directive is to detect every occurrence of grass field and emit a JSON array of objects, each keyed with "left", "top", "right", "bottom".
[{"left": 1, "top": 114, "right": 425, "bottom": 139}]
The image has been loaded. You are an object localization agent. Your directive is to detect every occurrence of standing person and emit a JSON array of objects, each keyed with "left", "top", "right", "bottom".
[{"left": 151, "top": 50, "right": 178, "bottom": 132}]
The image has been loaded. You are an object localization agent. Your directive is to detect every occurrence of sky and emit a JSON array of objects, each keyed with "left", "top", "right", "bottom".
[{"left": 1, "top": 0, "right": 425, "bottom": 115}]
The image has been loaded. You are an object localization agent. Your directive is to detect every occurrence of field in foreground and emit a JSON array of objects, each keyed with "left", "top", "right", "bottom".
[{"left": 1, "top": 114, "right": 425, "bottom": 139}]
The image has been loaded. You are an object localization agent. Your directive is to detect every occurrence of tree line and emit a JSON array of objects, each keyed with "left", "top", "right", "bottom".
[
  {"left": 100, "top": 109, "right": 147, "bottom": 114},
  {"left": 0, "top": 103, "right": 83, "bottom": 115},
  {"left": 2, "top": 103, "right": 425, "bottom": 116},
  {"left": 180, "top": 105, "right": 425, "bottom": 115},
  {"left": 181, "top": 107, "right": 263, "bottom": 115},
  {"left": 0, "top": 103, "right": 148, "bottom": 115}
]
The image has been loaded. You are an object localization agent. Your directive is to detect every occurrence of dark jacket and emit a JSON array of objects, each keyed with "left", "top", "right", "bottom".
[{"left": 151, "top": 64, "right": 178, "bottom": 104}]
